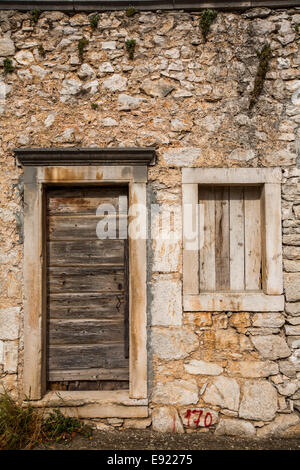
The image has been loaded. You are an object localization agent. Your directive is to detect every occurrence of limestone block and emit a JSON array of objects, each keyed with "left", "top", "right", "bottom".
[
  {"left": 118, "top": 94, "right": 142, "bottom": 111},
  {"left": 3, "top": 340, "right": 18, "bottom": 373},
  {"left": 102, "top": 117, "right": 118, "bottom": 127},
  {"left": 262, "top": 150, "right": 296, "bottom": 167},
  {"left": 279, "top": 360, "right": 297, "bottom": 378},
  {"left": 184, "top": 313, "right": 212, "bottom": 328},
  {"left": 101, "top": 41, "right": 116, "bottom": 50},
  {"left": 152, "top": 380, "right": 198, "bottom": 406},
  {"left": 287, "top": 337, "right": 300, "bottom": 349},
  {"left": 0, "top": 308, "right": 20, "bottom": 340},
  {"left": 203, "top": 376, "right": 240, "bottom": 411},
  {"left": 152, "top": 407, "right": 184, "bottom": 433},
  {"left": 170, "top": 118, "right": 192, "bottom": 132},
  {"left": 227, "top": 361, "right": 279, "bottom": 378},
  {"left": 229, "top": 313, "right": 251, "bottom": 328},
  {"left": 140, "top": 78, "right": 175, "bottom": 98},
  {"left": 123, "top": 418, "right": 152, "bottom": 430},
  {"left": 251, "top": 19, "right": 276, "bottom": 35},
  {"left": 0, "top": 38, "right": 15, "bottom": 56},
  {"left": 215, "top": 328, "right": 240, "bottom": 351},
  {"left": 0, "top": 340, "right": 3, "bottom": 363},
  {"left": 286, "top": 303, "right": 300, "bottom": 315},
  {"left": 77, "top": 63, "right": 95, "bottom": 79},
  {"left": 95, "top": 422, "right": 113, "bottom": 431},
  {"left": 289, "top": 349, "right": 300, "bottom": 371},
  {"left": 102, "top": 74, "right": 127, "bottom": 92},
  {"left": 228, "top": 149, "right": 255, "bottom": 162},
  {"left": 99, "top": 62, "right": 114, "bottom": 73},
  {"left": 257, "top": 413, "right": 300, "bottom": 437},
  {"left": 184, "top": 360, "right": 223, "bottom": 376},
  {"left": 82, "top": 80, "right": 99, "bottom": 95},
  {"left": 60, "top": 78, "right": 82, "bottom": 101},
  {"left": 151, "top": 204, "right": 182, "bottom": 272},
  {"left": 215, "top": 418, "right": 256, "bottom": 437},
  {"left": 276, "top": 382, "right": 298, "bottom": 396},
  {"left": 15, "top": 50, "right": 34, "bottom": 65},
  {"left": 251, "top": 335, "right": 291, "bottom": 360},
  {"left": 239, "top": 380, "right": 277, "bottom": 421},
  {"left": 252, "top": 313, "right": 285, "bottom": 328},
  {"left": 0, "top": 374, "right": 17, "bottom": 398},
  {"left": 162, "top": 148, "right": 201, "bottom": 167},
  {"left": 151, "top": 277, "right": 182, "bottom": 326},
  {"left": 285, "top": 325, "right": 300, "bottom": 336},
  {"left": 151, "top": 328, "right": 198, "bottom": 361}
]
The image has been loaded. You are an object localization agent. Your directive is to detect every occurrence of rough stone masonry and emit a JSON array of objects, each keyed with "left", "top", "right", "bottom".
[{"left": 0, "top": 5, "right": 300, "bottom": 437}]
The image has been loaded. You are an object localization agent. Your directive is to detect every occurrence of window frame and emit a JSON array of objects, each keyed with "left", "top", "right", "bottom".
[
  {"left": 182, "top": 167, "right": 284, "bottom": 312},
  {"left": 16, "top": 148, "right": 154, "bottom": 417}
]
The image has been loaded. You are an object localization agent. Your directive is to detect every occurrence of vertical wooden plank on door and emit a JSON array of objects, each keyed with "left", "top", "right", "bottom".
[
  {"left": 229, "top": 187, "right": 245, "bottom": 291},
  {"left": 199, "top": 186, "right": 216, "bottom": 292},
  {"left": 215, "top": 187, "right": 230, "bottom": 291},
  {"left": 244, "top": 186, "right": 262, "bottom": 290},
  {"left": 182, "top": 184, "right": 199, "bottom": 294}
]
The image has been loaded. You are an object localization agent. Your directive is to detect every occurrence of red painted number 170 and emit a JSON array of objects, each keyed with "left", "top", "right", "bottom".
[{"left": 185, "top": 409, "right": 213, "bottom": 428}]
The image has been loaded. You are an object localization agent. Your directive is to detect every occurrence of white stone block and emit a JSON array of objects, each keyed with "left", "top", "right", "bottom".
[
  {"left": 0, "top": 308, "right": 20, "bottom": 340},
  {"left": 151, "top": 277, "right": 182, "bottom": 326}
]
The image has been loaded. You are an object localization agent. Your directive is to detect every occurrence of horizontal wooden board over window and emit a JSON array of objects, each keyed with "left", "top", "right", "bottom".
[
  {"left": 182, "top": 168, "right": 284, "bottom": 312},
  {"left": 46, "top": 186, "right": 129, "bottom": 391}
]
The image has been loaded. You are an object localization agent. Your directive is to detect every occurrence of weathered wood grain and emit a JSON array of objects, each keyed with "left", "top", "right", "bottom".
[
  {"left": 49, "top": 293, "right": 125, "bottom": 319},
  {"left": 229, "top": 186, "right": 245, "bottom": 291},
  {"left": 244, "top": 186, "right": 262, "bottom": 290},
  {"left": 182, "top": 184, "right": 199, "bottom": 294},
  {"left": 48, "top": 319, "right": 125, "bottom": 345},
  {"left": 48, "top": 239, "right": 124, "bottom": 266},
  {"left": 261, "top": 183, "right": 283, "bottom": 294},
  {"left": 199, "top": 186, "right": 216, "bottom": 292},
  {"left": 47, "top": 187, "right": 127, "bottom": 215},
  {"left": 48, "top": 266, "right": 124, "bottom": 294},
  {"left": 48, "top": 367, "right": 129, "bottom": 382},
  {"left": 48, "top": 215, "right": 127, "bottom": 240},
  {"left": 48, "top": 344, "right": 129, "bottom": 370},
  {"left": 215, "top": 187, "right": 230, "bottom": 291},
  {"left": 47, "top": 186, "right": 129, "bottom": 388}
]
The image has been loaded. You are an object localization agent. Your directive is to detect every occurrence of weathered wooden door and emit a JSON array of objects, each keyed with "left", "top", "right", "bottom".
[{"left": 46, "top": 186, "right": 129, "bottom": 391}]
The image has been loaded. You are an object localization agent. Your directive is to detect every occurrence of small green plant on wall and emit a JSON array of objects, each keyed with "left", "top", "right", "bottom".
[
  {"left": 38, "top": 45, "right": 46, "bottom": 58},
  {"left": 249, "top": 44, "right": 272, "bottom": 110},
  {"left": 3, "top": 58, "right": 14, "bottom": 74},
  {"left": 90, "top": 14, "right": 99, "bottom": 30},
  {"left": 200, "top": 9, "right": 217, "bottom": 42},
  {"left": 91, "top": 103, "right": 98, "bottom": 110},
  {"left": 31, "top": 9, "right": 42, "bottom": 24},
  {"left": 78, "top": 39, "right": 88, "bottom": 61},
  {"left": 125, "top": 7, "right": 137, "bottom": 17},
  {"left": 125, "top": 39, "right": 136, "bottom": 60}
]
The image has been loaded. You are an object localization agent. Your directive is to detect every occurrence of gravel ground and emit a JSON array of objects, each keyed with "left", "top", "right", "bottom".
[{"left": 36, "top": 429, "right": 300, "bottom": 450}]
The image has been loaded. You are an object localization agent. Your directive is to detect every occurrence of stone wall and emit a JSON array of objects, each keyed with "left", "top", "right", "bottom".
[{"left": 0, "top": 6, "right": 300, "bottom": 437}]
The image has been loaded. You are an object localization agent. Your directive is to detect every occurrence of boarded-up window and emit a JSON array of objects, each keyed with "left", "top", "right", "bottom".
[
  {"left": 198, "top": 185, "right": 262, "bottom": 293},
  {"left": 46, "top": 186, "right": 129, "bottom": 391},
  {"left": 182, "top": 168, "right": 284, "bottom": 312}
]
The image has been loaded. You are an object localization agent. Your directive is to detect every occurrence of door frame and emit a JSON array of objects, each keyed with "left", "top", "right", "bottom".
[{"left": 16, "top": 148, "right": 155, "bottom": 417}]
